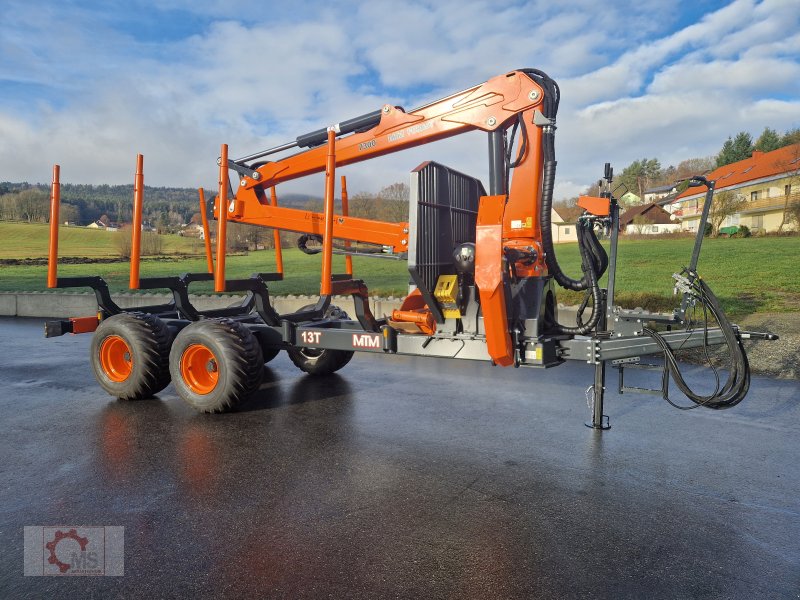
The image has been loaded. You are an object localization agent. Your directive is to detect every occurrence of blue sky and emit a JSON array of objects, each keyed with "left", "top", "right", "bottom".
[{"left": 1, "top": 0, "right": 798, "bottom": 198}]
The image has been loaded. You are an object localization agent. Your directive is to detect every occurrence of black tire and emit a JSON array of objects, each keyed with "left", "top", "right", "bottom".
[
  {"left": 287, "top": 305, "right": 354, "bottom": 375},
  {"left": 261, "top": 346, "right": 281, "bottom": 364},
  {"left": 90, "top": 312, "right": 172, "bottom": 400},
  {"left": 287, "top": 346, "right": 354, "bottom": 375},
  {"left": 169, "top": 318, "right": 264, "bottom": 413}
]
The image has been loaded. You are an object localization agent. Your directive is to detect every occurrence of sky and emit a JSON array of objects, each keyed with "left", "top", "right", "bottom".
[{"left": 1, "top": 0, "right": 798, "bottom": 199}]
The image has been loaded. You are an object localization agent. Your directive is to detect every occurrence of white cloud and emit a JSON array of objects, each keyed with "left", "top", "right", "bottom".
[
  {"left": 0, "top": 0, "right": 798, "bottom": 205},
  {"left": 649, "top": 57, "right": 800, "bottom": 95}
]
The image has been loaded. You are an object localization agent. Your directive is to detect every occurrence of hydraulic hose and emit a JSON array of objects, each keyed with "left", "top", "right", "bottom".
[
  {"left": 556, "top": 223, "right": 603, "bottom": 334},
  {"left": 522, "top": 69, "right": 608, "bottom": 293},
  {"left": 520, "top": 69, "right": 609, "bottom": 336},
  {"left": 644, "top": 275, "right": 750, "bottom": 409}
]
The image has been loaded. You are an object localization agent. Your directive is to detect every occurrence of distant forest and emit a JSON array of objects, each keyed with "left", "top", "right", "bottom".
[{"left": 0, "top": 181, "right": 317, "bottom": 231}]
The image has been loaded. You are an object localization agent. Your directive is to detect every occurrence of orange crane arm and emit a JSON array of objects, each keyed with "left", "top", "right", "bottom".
[
  {"left": 221, "top": 69, "right": 548, "bottom": 258},
  {"left": 238, "top": 70, "right": 543, "bottom": 188},
  {"left": 219, "top": 69, "right": 556, "bottom": 366}
]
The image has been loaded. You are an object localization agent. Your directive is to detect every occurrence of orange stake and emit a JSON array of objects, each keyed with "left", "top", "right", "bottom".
[
  {"left": 198, "top": 188, "right": 214, "bottom": 274},
  {"left": 130, "top": 154, "right": 144, "bottom": 289},
  {"left": 47, "top": 164, "right": 61, "bottom": 288},
  {"left": 269, "top": 187, "right": 284, "bottom": 275},
  {"left": 320, "top": 129, "right": 336, "bottom": 296},
  {"left": 341, "top": 175, "right": 353, "bottom": 276},
  {"left": 215, "top": 144, "right": 229, "bottom": 292}
]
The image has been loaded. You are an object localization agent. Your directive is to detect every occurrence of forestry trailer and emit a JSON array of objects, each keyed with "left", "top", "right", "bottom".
[{"left": 44, "top": 68, "right": 776, "bottom": 428}]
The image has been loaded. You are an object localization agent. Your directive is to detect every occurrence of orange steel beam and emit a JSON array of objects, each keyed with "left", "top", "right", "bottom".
[
  {"left": 500, "top": 108, "right": 547, "bottom": 277},
  {"left": 340, "top": 175, "right": 353, "bottom": 276},
  {"left": 47, "top": 164, "right": 61, "bottom": 288},
  {"left": 474, "top": 194, "right": 514, "bottom": 366},
  {"left": 70, "top": 316, "right": 100, "bottom": 334},
  {"left": 320, "top": 129, "right": 336, "bottom": 296},
  {"left": 130, "top": 154, "right": 144, "bottom": 289},
  {"left": 269, "top": 187, "right": 284, "bottom": 275},
  {"left": 229, "top": 201, "right": 407, "bottom": 251},
  {"left": 577, "top": 195, "right": 610, "bottom": 217},
  {"left": 240, "top": 71, "right": 543, "bottom": 192},
  {"left": 198, "top": 188, "right": 214, "bottom": 274},
  {"left": 215, "top": 144, "right": 229, "bottom": 292},
  {"left": 228, "top": 69, "right": 544, "bottom": 256}
]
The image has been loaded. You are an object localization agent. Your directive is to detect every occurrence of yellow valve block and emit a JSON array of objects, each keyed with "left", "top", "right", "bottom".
[{"left": 434, "top": 274, "right": 461, "bottom": 319}]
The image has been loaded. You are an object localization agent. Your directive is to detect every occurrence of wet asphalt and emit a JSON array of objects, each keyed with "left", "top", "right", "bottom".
[{"left": 1, "top": 316, "right": 799, "bottom": 599}]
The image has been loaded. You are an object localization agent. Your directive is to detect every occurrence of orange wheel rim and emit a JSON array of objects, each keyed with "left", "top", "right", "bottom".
[
  {"left": 180, "top": 344, "right": 219, "bottom": 395},
  {"left": 99, "top": 335, "right": 133, "bottom": 382}
]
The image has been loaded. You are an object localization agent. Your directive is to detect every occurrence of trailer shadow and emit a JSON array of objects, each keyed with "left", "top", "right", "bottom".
[{"left": 235, "top": 370, "right": 354, "bottom": 413}]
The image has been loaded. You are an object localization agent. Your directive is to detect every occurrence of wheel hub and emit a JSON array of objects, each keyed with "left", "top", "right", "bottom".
[
  {"left": 99, "top": 335, "right": 133, "bottom": 382},
  {"left": 181, "top": 344, "right": 219, "bottom": 395}
]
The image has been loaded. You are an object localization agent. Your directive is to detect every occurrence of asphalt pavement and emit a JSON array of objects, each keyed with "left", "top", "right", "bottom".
[{"left": 1, "top": 316, "right": 799, "bottom": 599}]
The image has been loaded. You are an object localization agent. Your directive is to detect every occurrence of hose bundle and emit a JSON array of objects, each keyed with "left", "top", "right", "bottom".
[
  {"left": 560, "top": 221, "right": 604, "bottom": 334},
  {"left": 644, "top": 272, "right": 749, "bottom": 410},
  {"left": 522, "top": 69, "right": 609, "bottom": 334}
]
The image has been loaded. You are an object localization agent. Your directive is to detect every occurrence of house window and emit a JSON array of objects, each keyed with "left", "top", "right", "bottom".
[
  {"left": 652, "top": 225, "right": 659, "bottom": 233},
  {"left": 751, "top": 190, "right": 762, "bottom": 201},
  {"left": 564, "top": 227, "right": 571, "bottom": 235},
  {"left": 787, "top": 184, "right": 793, "bottom": 196},
  {"left": 752, "top": 215, "right": 763, "bottom": 230},
  {"left": 723, "top": 215, "right": 740, "bottom": 227}
]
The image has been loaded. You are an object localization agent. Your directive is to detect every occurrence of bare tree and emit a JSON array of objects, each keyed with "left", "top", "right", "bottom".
[
  {"left": 674, "top": 157, "right": 715, "bottom": 180},
  {"left": 0, "top": 194, "right": 21, "bottom": 220},
  {"left": 377, "top": 182, "right": 409, "bottom": 222},
  {"left": 115, "top": 227, "right": 132, "bottom": 258},
  {"left": 709, "top": 191, "right": 746, "bottom": 237},
  {"left": 116, "top": 228, "right": 163, "bottom": 257},
  {"left": 632, "top": 214, "right": 653, "bottom": 234},
  {"left": 347, "top": 191, "right": 381, "bottom": 220},
  {"left": 141, "top": 231, "right": 163, "bottom": 255},
  {"left": 60, "top": 203, "right": 80, "bottom": 224},
  {"left": 785, "top": 200, "right": 800, "bottom": 228},
  {"left": 6, "top": 188, "right": 50, "bottom": 222}
]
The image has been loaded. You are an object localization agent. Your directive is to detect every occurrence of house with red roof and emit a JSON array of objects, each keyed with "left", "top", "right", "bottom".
[
  {"left": 667, "top": 143, "right": 800, "bottom": 233},
  {"left": 619, "top": 202, "right": 680, "bottom": 235}
]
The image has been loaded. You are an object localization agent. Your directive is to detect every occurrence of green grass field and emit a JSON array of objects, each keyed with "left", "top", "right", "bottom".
[
  {"left": 1, "top": 222, "right": 798, "bottom": 316},
  {"left": 0, "top": 221, "right": 201, "bottom": 258},
  {"left": 555, "top": 235, "right": 800, "bottom": 315},
  {"left": 0, "top": 249, "right": 406, "bottom": 297}
]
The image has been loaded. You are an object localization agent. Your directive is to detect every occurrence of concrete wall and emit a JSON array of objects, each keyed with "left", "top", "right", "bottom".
[{"left": 0, "top": 292, "right": 405, "bottom": 320}]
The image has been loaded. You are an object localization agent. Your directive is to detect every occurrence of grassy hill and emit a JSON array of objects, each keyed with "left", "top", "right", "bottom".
[
  {"left": 0, "top": 221, "right": 202, "bottom": 259},
  {"left": 555, "top": 235, "right": 800, "bottom": 315},
  {"left": 0, "top": 220, "right": 797, "bottom": 316}
]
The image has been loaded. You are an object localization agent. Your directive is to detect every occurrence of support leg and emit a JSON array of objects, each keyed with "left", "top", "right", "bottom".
[
  {"left": 586, "top": 358, "right": 610, "bottom": 430},
  {"left": 586, "top": 288, "right": 610, "bottom": 430}
]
